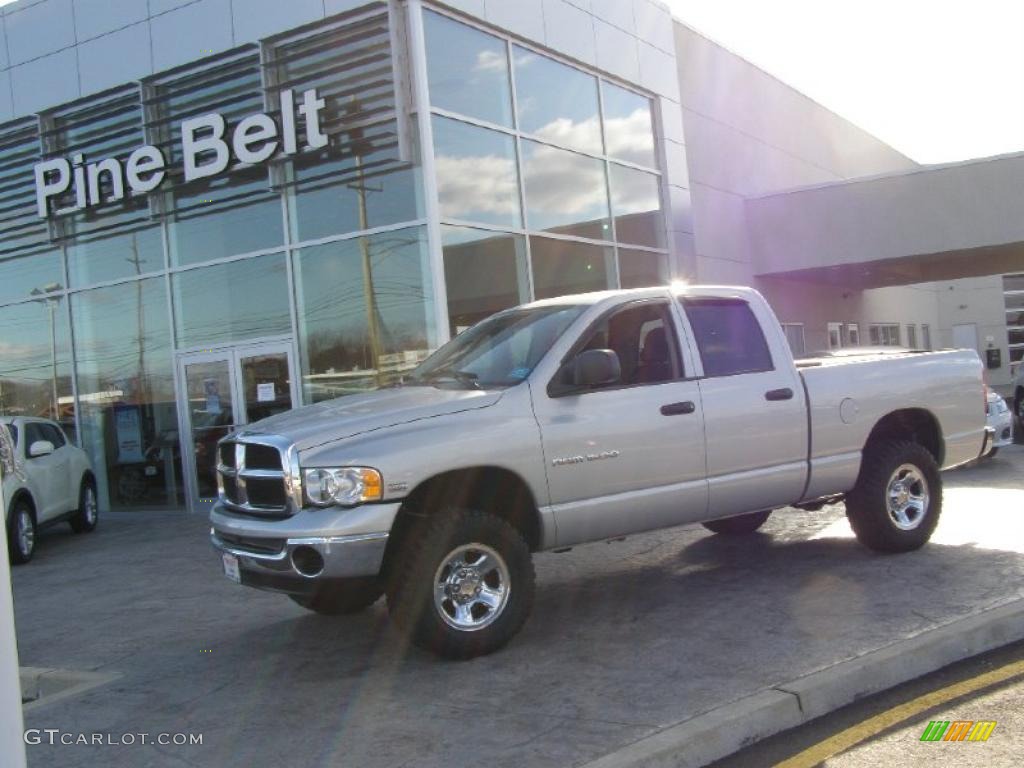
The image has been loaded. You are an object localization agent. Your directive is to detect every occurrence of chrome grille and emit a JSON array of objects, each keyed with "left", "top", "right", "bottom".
[{"left": 216, "top": 435, "right": 302, "bottom": 517}]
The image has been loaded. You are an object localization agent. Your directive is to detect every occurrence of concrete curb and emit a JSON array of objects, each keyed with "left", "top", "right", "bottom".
[
  {"left": 580, "top": 599, "right": 1024, "bottom": 768},
  {"left": 20, "top": 667, "right": 120, "bottom": 713}
]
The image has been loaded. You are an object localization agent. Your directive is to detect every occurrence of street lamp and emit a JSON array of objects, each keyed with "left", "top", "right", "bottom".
[{"left": 30, "top": 283, "right": 63, "bottom": 420}]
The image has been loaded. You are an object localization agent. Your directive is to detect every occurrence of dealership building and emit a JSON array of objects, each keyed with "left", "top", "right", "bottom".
[{"left": 0, "top": 0, "right": 1020, "bottom": 513}]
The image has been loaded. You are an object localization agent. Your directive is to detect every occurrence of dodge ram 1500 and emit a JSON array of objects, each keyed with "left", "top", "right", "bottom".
[{"left": 211, "top": 286, "right": 987, "bottom": 658}]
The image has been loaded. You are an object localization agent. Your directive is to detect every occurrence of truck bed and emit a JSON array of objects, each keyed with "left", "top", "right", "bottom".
[{"left": 797, "top": 349, "right": 985, "bottom": 500}]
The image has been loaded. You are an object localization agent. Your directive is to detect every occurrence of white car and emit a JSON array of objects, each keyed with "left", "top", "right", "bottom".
[
  {"left": 984, "top": 390, "right": 1014, "bottom": 458},
  {"left": 1014, "top": 365, "right": 1024, "bottom": 430},
  {"left": 2, "top": 417, "right": 98, "bottom": 565}
]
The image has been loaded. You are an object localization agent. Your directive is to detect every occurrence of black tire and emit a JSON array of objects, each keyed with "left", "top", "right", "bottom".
[
  {"left": 69, "top": 478, "right": 99, "bottom": 534},
  {"left": 846, "top": 440, "right": 942, "bottom": 553},
  {"left": 386, "top": 509, "right": 535, "bottom": 660},
  {"left": 289, "top": 578, "right": 383, "bottom": 615},
  {"left": 985, "top": 446, "right": 1000, "bottom": 459},
  {"left": 7, "top": 501, "right": 36, "bottom": 565},
  {"left": 702, "top": 510, "right": 771, "bottom": 535}
]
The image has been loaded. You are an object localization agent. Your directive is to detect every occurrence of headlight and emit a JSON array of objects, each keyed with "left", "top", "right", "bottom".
[{"left": 303, "top": 467, "right": 382, "bottom": 507}]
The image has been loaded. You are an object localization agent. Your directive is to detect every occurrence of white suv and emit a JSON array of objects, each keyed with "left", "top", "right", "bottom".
[
  {"left": 2, "top": 417, "right": 97, "bottom": 565},
  {"left": 1014, "top": 365, "right": 1024, "bottom": 431}
]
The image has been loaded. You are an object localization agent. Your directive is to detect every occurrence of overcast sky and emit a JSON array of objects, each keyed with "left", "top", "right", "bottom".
[{"left": 667, "top": 0, "right": 1024, "bottom": 164}]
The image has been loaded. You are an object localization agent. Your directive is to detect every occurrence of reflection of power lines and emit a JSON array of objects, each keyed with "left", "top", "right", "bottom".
[{"left": 295, "top": 223, "right": 430, "bottom": 379}]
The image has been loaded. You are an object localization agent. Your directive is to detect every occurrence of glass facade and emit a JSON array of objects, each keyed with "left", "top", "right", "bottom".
[
  {"left": 0, "top": 3, "right": 669, "bottom": 512},
  {"left": 423, "top": 9, "right": 669, "bottom": 332}
]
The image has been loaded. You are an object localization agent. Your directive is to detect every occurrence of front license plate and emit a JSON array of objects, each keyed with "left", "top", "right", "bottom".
[{"left": 222, "top": 553, "right": 241, "bottom": 584}]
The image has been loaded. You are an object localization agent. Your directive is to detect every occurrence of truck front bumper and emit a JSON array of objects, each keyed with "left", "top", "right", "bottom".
[{"left": 210, "top": 501, "right": 400, "bottom": 594}]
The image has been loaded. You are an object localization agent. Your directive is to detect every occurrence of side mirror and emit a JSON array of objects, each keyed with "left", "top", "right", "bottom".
[
  {"left": 552, "top": 349, "right": 622, "bottom": 395},
  {"left": 28, "top": 439, "right": 55, "bottom": 459}
]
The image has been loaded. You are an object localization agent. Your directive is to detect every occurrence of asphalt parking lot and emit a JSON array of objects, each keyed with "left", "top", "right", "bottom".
[{"left": 12, "top": 444, "right": 1024, "bottom": 768}]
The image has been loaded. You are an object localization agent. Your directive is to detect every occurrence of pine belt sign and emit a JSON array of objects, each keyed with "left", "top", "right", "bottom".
[{"left": 33, "top": 87, "right": 329, "bottom": 219}]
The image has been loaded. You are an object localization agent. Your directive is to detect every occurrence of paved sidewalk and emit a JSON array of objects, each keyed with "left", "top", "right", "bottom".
[{"left": 12, "top": 445, "right": 1024, "bottom": 768}]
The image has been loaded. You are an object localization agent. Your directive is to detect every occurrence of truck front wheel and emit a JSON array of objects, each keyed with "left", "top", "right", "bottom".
[
  {"left": 289, "top": 578, "right": 383, "bottom": 615},
  {"left": 846, "top": 440, "right": 942, "bottom": 553},
  {"left": 386, "top": 509, "right": 535, "bottom": 660}
]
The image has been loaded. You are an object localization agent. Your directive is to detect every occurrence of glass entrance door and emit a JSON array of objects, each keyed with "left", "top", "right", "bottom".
[{"left": 176, "top": 342, "right": 298, "bottom": 513}]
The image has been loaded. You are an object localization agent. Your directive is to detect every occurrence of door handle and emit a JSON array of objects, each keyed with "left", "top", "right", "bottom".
[
  {"left": 661, "top": 401, "right": 696, "bottom": 416},
  {"left": 765, "top": 388, "right": 795, "bottom": 402}
]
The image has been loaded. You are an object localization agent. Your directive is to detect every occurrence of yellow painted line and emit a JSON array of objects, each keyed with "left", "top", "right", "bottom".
[{"left": 774, "top": 658, "right": 1024, "bottom": 768}]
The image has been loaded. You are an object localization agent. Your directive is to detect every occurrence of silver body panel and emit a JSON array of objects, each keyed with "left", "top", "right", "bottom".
[{"left": 210, "top": 287, "right": 987, "bottom": 590}]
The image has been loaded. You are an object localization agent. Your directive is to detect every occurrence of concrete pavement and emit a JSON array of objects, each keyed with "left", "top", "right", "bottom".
[{"left": 11, "top": 444, "right": 1024, "bottom": 768}]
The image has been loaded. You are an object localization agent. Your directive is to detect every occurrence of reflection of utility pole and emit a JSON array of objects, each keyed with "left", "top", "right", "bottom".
[
  {"left": 347, "top": 98, "right": 385, "bottom": 386},
  {"left": 30, "top": 283, "right": 63, "bottom": 419},
  {"left": 125, "top": 234, "right": 147, "bottom": 404}
]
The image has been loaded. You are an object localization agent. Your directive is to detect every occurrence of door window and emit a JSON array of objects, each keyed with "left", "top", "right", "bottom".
[
  {"left": 574, "top": 302, "right": 682, "bottom": 387},
  {"left": 239, "top": 353, "right": 293, "bottom": 423},
  {"left": 682, "top": 299, "right": 773, "bottom": 377},
  {"left": 41, "top": 423, "right": 66, "bottom": 448},
  {"left": 24, "top": 422, "right": 47, "bottom": 455}
]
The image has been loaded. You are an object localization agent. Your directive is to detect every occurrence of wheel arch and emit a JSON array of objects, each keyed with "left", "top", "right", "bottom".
[
  {"left": 383, "top": 466, "right": 544, "bottom": 575},
  {"left": 864, "top": 408, "right": 944, "bottom": 466},
  {"left": 80, "top": 469, "right": 97, "bottom": 491},
  {"left": 7, "top": 488, "right": 37, "bottom": 523}
]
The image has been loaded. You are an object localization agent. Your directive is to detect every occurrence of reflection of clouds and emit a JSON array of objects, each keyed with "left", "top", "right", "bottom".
[
  {"left": 605, "top": 109, "right": 656, "bottom": 167},
  {"left": 611, "top": 167, "right": 660, "bottom": 215},
  {"left": 523, "top": 143, "right": 606, "bottom": 220},
  {"left": 0, "top": 341, "right": 40, "bottom": 360},
  {"left": 435, "top": 154, "right": 520, "bottom": 219},
  {"left": 474, "top": 49, "right": 506, "bottom": 74},
  {"left": 528, "top": 115, "right": 602, "bottom": 156}
]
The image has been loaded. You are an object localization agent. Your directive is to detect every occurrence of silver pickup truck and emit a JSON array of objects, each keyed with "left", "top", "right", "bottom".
[{"left": 211, "top": 286, "right": 986, "bottom": 658}]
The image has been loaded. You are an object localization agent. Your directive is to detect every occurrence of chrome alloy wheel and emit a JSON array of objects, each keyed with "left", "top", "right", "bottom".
[
  {"left": 433, "top": 543, "right": 510, "bottom": 631},
  {"left": 15, "top": 508, "right": 34, "bottom": 556},
  {"left": 886, "top": 464, "right": 930, "bottom": 530},
  {"left": 83, "top": 487, "right": 98, "bottom": 525}
]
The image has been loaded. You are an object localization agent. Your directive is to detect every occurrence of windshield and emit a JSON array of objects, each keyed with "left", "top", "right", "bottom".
[{"left": 407, "top": 305, "right": 585, "bottom": 388}]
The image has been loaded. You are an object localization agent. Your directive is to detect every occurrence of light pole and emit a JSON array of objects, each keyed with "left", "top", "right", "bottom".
[{"left": 30, "top": 283, "right": 62, "bottom": 420}]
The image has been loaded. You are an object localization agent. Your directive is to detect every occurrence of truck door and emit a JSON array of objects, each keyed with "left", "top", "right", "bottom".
[
  {"left": 679, "top": 296, "right": 808, "bottom": 517},
  {"left": 532, "top": 298, "right": 708, "bottom": 546}
]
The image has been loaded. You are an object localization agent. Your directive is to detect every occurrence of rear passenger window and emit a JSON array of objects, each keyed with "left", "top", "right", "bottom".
[
  {"left": 42, "top": 424, "right": 66, "bottom": 448},
  {"left": 23, "top": 423, "right": 46, "bottom": 452},
  {"left": 682, "top": 298, "right": 774, "bottom": 377}
]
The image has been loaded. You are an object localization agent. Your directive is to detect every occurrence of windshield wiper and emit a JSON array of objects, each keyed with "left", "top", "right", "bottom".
[{"left": 417, "top": 368, "right": 482, "bottom": 390}]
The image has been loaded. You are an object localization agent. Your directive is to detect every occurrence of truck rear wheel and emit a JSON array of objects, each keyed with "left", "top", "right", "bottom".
[
  {"left": 289, "top": 578, "right": 383, "bottom": 615},
  {"left": 702, "top": 510, "right": 771, "bottom": 535},
  {"left": 386, "top": 509, "right": 535, "bottom": 660},
  {"left": 846, "top": 440, "right": 941, "bottom": 553}
]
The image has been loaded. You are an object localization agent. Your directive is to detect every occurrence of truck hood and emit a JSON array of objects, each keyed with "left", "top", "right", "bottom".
[{"left": 236, "top": 386, "right": 504, "bottom": 451}]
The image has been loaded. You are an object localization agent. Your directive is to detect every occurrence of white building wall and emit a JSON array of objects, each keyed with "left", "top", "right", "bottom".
[
  {"left": 932, "top": 275, "right": 1013, "bottom": 386},
  {"left": 671, "top": 21, "right": 960, "bottom": 356},
  {"left": 673, "top": 21, "right": 917, "bottom": 288}
]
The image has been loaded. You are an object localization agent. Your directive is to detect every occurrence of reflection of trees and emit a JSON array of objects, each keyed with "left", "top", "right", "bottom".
[{"left": 299, "top": 232, "right": 431, "bottom": 385}]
